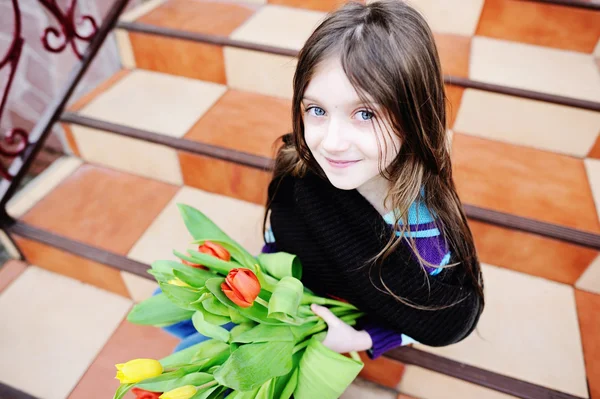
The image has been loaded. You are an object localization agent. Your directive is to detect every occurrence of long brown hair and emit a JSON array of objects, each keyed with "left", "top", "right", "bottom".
[{"left": 265, "top": 0, "right": 484, "bottom": 309}]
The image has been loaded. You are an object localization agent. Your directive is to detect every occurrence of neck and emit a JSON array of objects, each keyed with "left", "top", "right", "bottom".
[{"left": 357, "top": 174, "right": 392, "bottom": 216}]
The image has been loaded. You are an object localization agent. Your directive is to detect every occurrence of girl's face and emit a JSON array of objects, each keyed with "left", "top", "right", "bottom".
[{"left": 302, "top": 57, "right": 401, "bottom": 191}]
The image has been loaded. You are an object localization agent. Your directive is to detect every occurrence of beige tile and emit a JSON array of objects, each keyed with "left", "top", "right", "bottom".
[
  {"left": 340, "top": 378, "right": 397, "bottom": 399},
  {"left": 225, "top": 47, "right": 296, "bottom": 99},
  {"left": 120, "top": 0, "right": 166, "bottom": 22},
  {"left": 470, "top": 36, "right": 600, "bottom": 102},
  {"left": 0, "top": 230, "right": 20, "bottom": 259},
  {"left": 577, "top": 254, "right": 600, "bottom": 295},
  {"left": 115, "top": 29, "right": 136, "bottom": 69},
  {"left": 398, "top": 366, "right": 518, "bottom": 399},
  {"left": 454, "top": 89, "right": 600, "bottom": 157},
  {"left": 230, "top": 5, "right": 326, "bottom": 51},
  {"left": 586, "top": 158, "right": 600, "bottom": 221},
  {"left": 70, "top": 125, "right": 183, "bottom": 185},
  {"left": 404, "top": 0, "right": 485, "bottom": 36},
  {"left": 121, "top": 271, "right": 159, "bottom": 303},
  {"left": 0, "top": 266, "right": 131, "bottom": 399},
  {"left": 416, "top": 264, "right": 588, "bottom": 398},
  {"left": 7, "top": 156, "right": 83, "bottom": 218},
  {"left": 128, "top": 186, "right": 266, "bottom": 265},
  {"left": 80, "top": 70, "right": 227, "bottom": 138},
  {"left": 245, "top": 0, "right": 267, "bottom": 3}
]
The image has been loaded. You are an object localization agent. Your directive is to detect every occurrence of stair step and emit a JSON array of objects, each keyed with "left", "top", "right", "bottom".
[
  {"left": 2, "top": 159, "right": 597, "bottom": 399},
  {"left": 114, "top": 0, "right": 600, "bottom": 106}
]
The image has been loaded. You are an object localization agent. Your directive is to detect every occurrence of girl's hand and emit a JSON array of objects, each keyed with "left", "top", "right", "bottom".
[{"left": 311, "top": 304, "right": 373, "bottom": 353}]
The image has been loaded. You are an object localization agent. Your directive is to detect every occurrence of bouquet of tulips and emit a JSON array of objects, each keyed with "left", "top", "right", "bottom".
[{"left": 113, "top": 204, "right": 365, "bottom": 399}]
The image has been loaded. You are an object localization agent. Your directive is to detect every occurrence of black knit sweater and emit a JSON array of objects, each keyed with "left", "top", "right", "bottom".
[{"left": 267, "top": 171, "right": 483, "bottom": 347}]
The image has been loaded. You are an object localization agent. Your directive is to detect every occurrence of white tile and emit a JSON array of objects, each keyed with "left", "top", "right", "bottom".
[
  {"left": 454, "top": 89, "right": 600, "bottom": 157},
  {"left": 80, "top": 70, "right": 227, "bottom": 138},
  {"left": 7, "top": 156, "right": 82, "bottom": 218},
  {"left": 120, "top": 0, "right": 166, "bottom": 22},
  {"left": 594, "top": 38, "right": 600, "bottom": 58},
  {"left": 230, "top": 5, "right": 326, "bottom": 51},
  {"left": 586, "top": 158, "right": 600, "bottom": 222},
  {"left": 128, "top": 186, "right": 266, "bottom": 265},
  {"left": 71, "top": 125, "right": 183, "bottom": 185},
  {"left": 0, "top": 266, "right": 132, "bottom": 399},
  {"left": 576, "top": 254, "right": 600, "bottom": 295},
  {"left": 116, "top": 29, "right": 136, "bottom": 69},
  {"left": 340, "top": 378, "right": 396, "bottom": 399},
  {"left": 399, "top": 366, "right": 518, "bottom": 399},
  {"left": 416, "top": 264, "right": 588, "bottom": 398},
  {"left": 121, "top": 271, "right": 159, "bottom": 303},
  {"left": 470, "top": 37, "right": 600, "bottom": 102},
  {"left": 404, "top": 0, "right": 485, "bottom": 36},
  {"left": 225, "top": 47, "right": 296, "bottom": 99}
]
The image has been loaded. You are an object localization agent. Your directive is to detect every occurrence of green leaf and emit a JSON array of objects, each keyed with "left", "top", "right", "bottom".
[
  {"left": 113, "top": 383, "right": 134, "bottom": 399},
  {"left": 127, "top": 293, "right": 195, "bottom": 326},
  {"left": 268, "top": 277, "right": 304, "bottom": 320},
  {"left": 191, "top": 238, "right": 257, "bottom": 270},
  {"left": 188, "top": 249, "right": 242, "bottom": 275},
  {"left": 159, "top": 282, "right": 204, "bottom": 311},
  {"left": 189, "top": 340, "right": 231, "bottom": 370},
  {"left": 229, "top": 323, "right": 256, "bottom": 341},
  {"left": 173, "top": 268, "right": 213, "bottom": 288},
  {"left": 293, "top": 337, "right": 364, "bottom": 399},
  {"left": 192, "top": 311, "right": 231, "bottom": 342},
  {"left": 229, "top": 308, "right": 252, "bottom": 325},
  {"left": 276, "top": 368, "right": 298, "bottom": 399},
  {"left": 232, "top": 324, "right": 294, "bottom": 344},
  {"left": 203, "top": 295, "right": 231, "bottom": 316},
  {"left": 214, "top": 341, "right": 294, "bottom": 392},
  {"left": 205, "top": 278, "right": 283, "bottom": 326},
  {"left": 255, "top": 378, "right": 275, "bottom": 399},
  {"left": 257, "top": 252, "right": 302, "bottom": 280}
]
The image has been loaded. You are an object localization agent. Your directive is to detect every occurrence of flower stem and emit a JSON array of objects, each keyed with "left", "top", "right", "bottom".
[
  {"left": 349, "top": 351, "right": 361, "bottom": 362},
  {"left": 293, "top": 339, "right": 312, "bottom": 354},
  {"left": 301, "top": 294, "right": 357, "bottom": 309},
  {"left": 254, "top": 297, "right": 269, "bottom": 308},
  {"left": 196, "top": 380, "right": 218, "bottom": 391}
]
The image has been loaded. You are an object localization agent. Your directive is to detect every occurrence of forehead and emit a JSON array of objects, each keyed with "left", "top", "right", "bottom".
[{"left": 303, "top": 57, "right": 375, "bottom": 106}]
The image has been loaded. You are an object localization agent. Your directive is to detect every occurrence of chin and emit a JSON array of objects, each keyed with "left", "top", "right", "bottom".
[{"left": 323, "top": 173, "right": 363, "bottom": 191}]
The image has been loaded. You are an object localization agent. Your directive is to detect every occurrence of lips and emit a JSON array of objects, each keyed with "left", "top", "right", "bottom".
[{"left": 324, "top": 157, "right": 360, "bottom": 168}]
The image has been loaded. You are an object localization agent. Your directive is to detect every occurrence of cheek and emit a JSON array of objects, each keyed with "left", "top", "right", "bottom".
[{"left": 303, "top": 124, "right": 321, "bottom": 153}]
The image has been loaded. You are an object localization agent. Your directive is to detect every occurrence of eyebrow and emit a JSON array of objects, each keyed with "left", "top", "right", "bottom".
[{"left": 302, "top": 96, "right": 378, "bottom": 107}]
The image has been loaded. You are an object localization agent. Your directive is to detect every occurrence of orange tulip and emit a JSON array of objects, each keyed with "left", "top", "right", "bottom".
[
  {"left": 199, "top": 241, "right": 231, "bottom": 262},
  {"left": 221, "top": 268, "right": 261, "bottom": 308},
  {"left": 132, "top": 388, "right": 162, "bottom": 399}
]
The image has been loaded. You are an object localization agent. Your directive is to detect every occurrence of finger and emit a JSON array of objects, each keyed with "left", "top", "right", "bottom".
[{"left": 311, "top": 304, "right": 342, "bottom": 326}]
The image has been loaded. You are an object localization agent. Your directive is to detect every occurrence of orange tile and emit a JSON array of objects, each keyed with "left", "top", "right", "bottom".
[
  {"left": 68, "top": 70, "right": 130, "bottom": 112},
  {"left": 434, "top": 33, "right": 471, "bottom": 79},
  {"left": 469, "top": 220, "right": 598, "bottom": 285},
  {"left": 68, "top": 319, "right": 178, "bottom": 399},
  {"left": 452, "top": 133, "right": 600, "bottom": 233},
  {"left": 137, "top": 0, "right": 256, "bottom": 36},
  {"left": 587, "top": 133, "right": 600, "bottom": 159},
  {"left": 445, "top": 84, "right": 464, "bottom": 129},
  {"left": 129, "top": 32, "right": 227, "bottom": 84},
  {"left": 358, "top": 351, "right": 406, "bottom": 389},
  {"left": 574, "top": 290, "right": 600, "bottom": 399},
  {"left": 475, "top": 0, "right": 600, "bottom": 53},
  {"left": 185, "top": 90, "right": 291, "bottom": 157},
  {"left": 12, "top": 236, "right": 131, "bottom": 298},
  {"left": 61, "top": 123, "right": 81, "bottom": 157},
  {"left": 21, "top": 164, "right": 179, "bottom": 255},
  {"left": 268, "top": 0, "right": 365, "bottom": 12},
  {"left": 0, "top": 260, "right": 27, "bottom": 293},
  {"left": 179, "top": 151, "right": 271, "bottom": 205}
]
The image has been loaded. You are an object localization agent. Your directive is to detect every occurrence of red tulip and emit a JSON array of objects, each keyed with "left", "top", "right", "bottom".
[
  {"left": 221, "top": 268, "right": 261, "bottom": 308},
  {"left": 132, "top": 388, "right": 162, "bottom": 399},
  {"left": 181, "top": 259, "right": 207, "bottom": 270},
  {"left": 199, "top": 241, "right": 231, "bottom": 262}
]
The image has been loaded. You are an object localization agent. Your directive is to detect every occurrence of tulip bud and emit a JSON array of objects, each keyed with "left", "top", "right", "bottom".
[
  {"left": 199, "top": 241, "right": 231, "bottom": 262},
  {"left": 221, "top": 268, "right": 261, "bottom": 308},
  {"left": 132, "top": 388, "right": 162, "bottom": 399},
  {"left": 159, "top": 385, "right": 198, "bottom": 399},
  {"left": 115, "top": 359, "right": 163, "bottom": 384}
]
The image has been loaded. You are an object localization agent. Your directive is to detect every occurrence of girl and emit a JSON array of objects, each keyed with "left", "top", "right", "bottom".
[{"left": 162, "top": 0, "right": 484, "bottom": 360}]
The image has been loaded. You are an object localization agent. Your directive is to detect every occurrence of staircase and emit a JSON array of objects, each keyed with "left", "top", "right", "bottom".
[{"left": 0, "top": 0, "right": 599, "bottom": 398}]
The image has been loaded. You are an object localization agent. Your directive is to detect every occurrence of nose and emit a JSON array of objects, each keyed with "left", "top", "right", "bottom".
[{"left": 321, "top": 118, "right": 350, "bottom": 153}]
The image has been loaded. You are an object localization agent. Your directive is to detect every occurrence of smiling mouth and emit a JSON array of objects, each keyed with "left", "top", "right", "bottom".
[{"left": 324, "top": 157, "right": 361, "bottom": 168}]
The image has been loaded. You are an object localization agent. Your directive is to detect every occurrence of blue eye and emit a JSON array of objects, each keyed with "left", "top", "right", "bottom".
[
  {"left": 307, "top": 106, "right": 326, "bottom": 117},
  {"left": 357, "top": 110, "right": 374, "bottom": 121}
]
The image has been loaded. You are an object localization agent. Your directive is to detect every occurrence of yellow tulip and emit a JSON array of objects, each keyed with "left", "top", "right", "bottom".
[
  {"left": 168, "top": 278, "right": 189, "bottom": 287},
  {"left": 159, "top": 385, "right": 198, "bottom": 399},
  {"left": 115, "top": 359, "right": 163, "bottom": 384}
]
